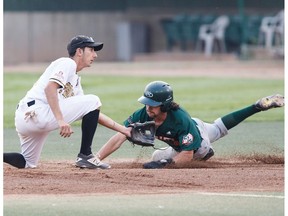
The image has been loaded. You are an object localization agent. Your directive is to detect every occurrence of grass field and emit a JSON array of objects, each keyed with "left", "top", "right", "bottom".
[
  {"left": 3, "top": 65, "right": 285, "bottom": 216},
  {"left": 3, "top": 73, "right": 284, "bottom": 128},
  {"left": 4, "top": 192, "right": 284, "bottom": 216}
]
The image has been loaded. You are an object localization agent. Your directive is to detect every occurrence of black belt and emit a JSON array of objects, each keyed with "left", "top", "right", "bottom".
[
  {"left": 27, "top": 100, "right": 35, "bottom": 107},
  {"left": 17, "top": 100, "right": 35, "bottom": 109}
]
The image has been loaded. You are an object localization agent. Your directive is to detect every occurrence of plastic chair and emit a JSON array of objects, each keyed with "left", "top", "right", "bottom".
[
  {"left": 258, "top": 16, "right": 277, "bottom": 48},
  {"left": 173, "top": 14, "right": 190, "bottom": 50},
  {"left": 161, "top": 14, "right": 202, "bottom": 51},
  {"left": 274, "top": 10, "right": 284, "bottom": 46},
  {"left": 160, "top": 18, "right": 182, "bottom": 51},
  {"left": 213, "top": 15, "right": 230, "bottom": 52},
  {"left": 258, "top": 10, "right": 284, "bottom": 48},
  {"left": 196, "top": 15, "right": 230, "bottom": 56},
  {"left": 245, "top": 15, "right": 262, "bottom": 44},
  {"left": 176, "top": 14, "right": 201, "bottom": 50},
  {"left": 225, "top": 15, "right": 245, "bottom": 52}
]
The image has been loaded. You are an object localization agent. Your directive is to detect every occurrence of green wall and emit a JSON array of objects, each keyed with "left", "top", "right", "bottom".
[{"left": 4, "top": 0, "right": 284, "bottom": 12}]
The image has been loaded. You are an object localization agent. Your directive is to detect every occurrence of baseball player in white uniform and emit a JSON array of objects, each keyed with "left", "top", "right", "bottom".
[{"left": 4, "top": 35, "right": 131, "bottom": 169}]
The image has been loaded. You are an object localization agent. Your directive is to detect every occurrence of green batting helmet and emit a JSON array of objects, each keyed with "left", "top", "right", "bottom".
[{"left": 138, "top": 81, "right": 173, "bottom": 111}]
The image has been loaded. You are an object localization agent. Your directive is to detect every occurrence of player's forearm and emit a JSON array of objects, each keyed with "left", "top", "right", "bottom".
[
  {"left": 173, "top": 150, "right": 193, "bottom": 164},
  {"left": 97, "top": 132, "right": 127, "bottom": 160},
  {"left": 44, "top": 83, "right": 64, "bottom": 121},
  {"left": 98, "top": 113, "right": 130, "bottom": 136}
]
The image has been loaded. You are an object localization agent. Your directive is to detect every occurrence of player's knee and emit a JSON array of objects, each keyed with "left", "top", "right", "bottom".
[
  {"left": 152, "top": 150, "right": 163, "bottom": 161},
  {"left": 152, "top": 147, "right": 174, "bottom": 161},
  {"left": 84, "top": 94, "right": 102, "bottom": 110},
  {"left": 4, "top": 152, "right": 27, "bottom": 168},
  {"left": 86, "top": 94, "right": 101, "bottom": 103},
  {"left": 214, "top": 118, "right": 228, "bottom": 138}
]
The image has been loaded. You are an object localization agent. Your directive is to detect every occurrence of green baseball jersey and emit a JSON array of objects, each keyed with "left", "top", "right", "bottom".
[{"left": 124, "top": 107, "right": 202, "bottom": 152}]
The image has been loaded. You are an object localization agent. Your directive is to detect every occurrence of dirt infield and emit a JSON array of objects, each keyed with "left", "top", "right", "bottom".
[
  {"left": 4, "top": 59, "right": 284, "bottom": 79},
  {"left": 4, "top": 156, "right": 284, "bottom": 195}
]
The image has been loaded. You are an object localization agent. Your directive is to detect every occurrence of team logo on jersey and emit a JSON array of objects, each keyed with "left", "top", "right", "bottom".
[
  {"left": 182, "top": 133, "right": 194, "bottom": 145},
  {"left": 54, "top": 71, "right": 64, "bottom": 81}
]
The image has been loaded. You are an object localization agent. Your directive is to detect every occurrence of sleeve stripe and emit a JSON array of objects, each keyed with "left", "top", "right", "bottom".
[{"left": 49, "top": 78, "right": 64, "bottom": 88}]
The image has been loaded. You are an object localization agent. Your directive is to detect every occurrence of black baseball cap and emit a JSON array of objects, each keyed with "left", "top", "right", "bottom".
[{"left": 67, "top": 35, "right": 103, "bottom": 56}]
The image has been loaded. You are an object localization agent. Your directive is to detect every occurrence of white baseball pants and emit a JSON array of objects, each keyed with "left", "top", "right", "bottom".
[{"left": 15, "top": 94, "right": 101, "bottom": 168}]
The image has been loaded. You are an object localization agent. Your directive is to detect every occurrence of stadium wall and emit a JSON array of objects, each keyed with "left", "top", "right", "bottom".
[{"left": 4, "top": 0, "right": 283, "bottom": 64}]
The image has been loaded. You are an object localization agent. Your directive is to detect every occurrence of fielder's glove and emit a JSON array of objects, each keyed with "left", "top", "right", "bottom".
[
  {"left": 143, "top": 158, "right": 174, "bottom": 169},
  {"left": 126, "top": 121, "right": 156, "bottom": 147}
]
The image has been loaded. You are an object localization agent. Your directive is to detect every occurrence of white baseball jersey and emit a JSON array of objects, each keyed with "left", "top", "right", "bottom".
[
  {"left": 15, "top": 57, "right": 102, "bottom": 168},
  {"left": 21, "top": 57, "right": 84, "bottom": 104}
]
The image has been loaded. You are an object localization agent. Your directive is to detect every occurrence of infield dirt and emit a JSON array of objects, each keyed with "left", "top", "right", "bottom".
[{"left": 4, "top": 156, "right": 284, "bottom": 195}]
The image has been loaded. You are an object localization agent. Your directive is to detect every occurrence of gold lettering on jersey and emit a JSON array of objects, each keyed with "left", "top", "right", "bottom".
[
  {"left": 157, "top": 136, "right": 179, "bottom": 146},
  {"left": 58, "top": 82, "right": 74, "bottom": 98}
]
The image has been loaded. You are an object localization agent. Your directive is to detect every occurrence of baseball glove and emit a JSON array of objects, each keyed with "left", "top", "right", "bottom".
[{"left": 127, "top": 121, "right": 156, "bottom": 147}]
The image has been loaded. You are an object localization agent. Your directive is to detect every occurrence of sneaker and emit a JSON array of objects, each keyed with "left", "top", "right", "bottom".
[
  {"left": 75, "top": 153, "right": 111, "bottom": 169},
  {"left": 201, "top": 148, "right": 214, "bottom": 161},
  {"left": 254, "top": 94, "right": 284, "bottom": 111}
]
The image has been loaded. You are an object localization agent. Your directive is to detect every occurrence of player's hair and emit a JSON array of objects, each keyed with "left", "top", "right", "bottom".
[
  {"left": 160, "top": 101, "right": 179, "bottom": 112},
  {"left": 69, "top": 47, "right": 85, "bottom": 57},
  {"left": 170, "top": 101, "right": 180, "bottom": 110}
]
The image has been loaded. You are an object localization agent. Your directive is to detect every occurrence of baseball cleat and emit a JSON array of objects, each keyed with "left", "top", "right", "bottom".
[
  {"left": 254, "top": 94, "right": 284, "bottom": 111},
  {"left": 75, "top": 153, "right": 111, "bottom": 169},
  {"left": 201, "top": 148, "right": 214, "bottom": 161}
]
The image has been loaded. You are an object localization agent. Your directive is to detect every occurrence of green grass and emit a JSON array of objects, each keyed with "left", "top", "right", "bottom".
[
  {"left": 4, "top": 192, "right": 284, "bottom": 216},
  {"left": 3, "top": 73, "right": 284, "bottom": 128}
]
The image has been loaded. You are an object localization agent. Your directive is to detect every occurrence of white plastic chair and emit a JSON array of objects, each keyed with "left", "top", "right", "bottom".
[
  {"left": 212, "top": 16, "right": 230, "bottom": 52},
  {"left": 259, "top": 16, "right": 277, "bottom": 48},
  {"left": 197, "top": 24, "right": 214, "bottom": 56},
  {"left": 197, "top": 15, "right": 230, "bottom": 56},
  {"left": 274, "top": 10, "right": 284, "bottom": 46},
  {"left": 259, "top": 10, "right": 284, "bottom": 48}
]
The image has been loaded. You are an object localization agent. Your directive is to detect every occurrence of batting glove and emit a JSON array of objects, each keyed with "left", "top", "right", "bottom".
[{"left": 143, "top": 158, "right": 174, "bottom": 169}]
